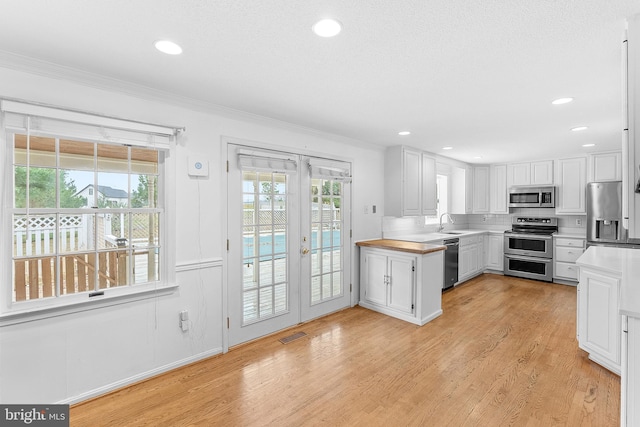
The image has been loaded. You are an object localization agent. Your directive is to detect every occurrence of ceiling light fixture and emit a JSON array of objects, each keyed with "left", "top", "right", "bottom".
[
  {"left": 571, "top": 126, "right": 588, "bottom": 132},
  {"left": 154, "top": 40, "right": 183, "bottom": 55},
  {"left": 312, "top": 18, "right": 342, "bottom": 37},
  {"left": 552, "top": 97, "right": 574, "bottom": 105},
  {"left": 398, "top": 131, "right": 411, "bottom": 136},
  {"left": 582, "top": 143, "right": 596, "bottom": 147},
  {"left": 442, "top": 146, "right": 453, "bottom": 150}
]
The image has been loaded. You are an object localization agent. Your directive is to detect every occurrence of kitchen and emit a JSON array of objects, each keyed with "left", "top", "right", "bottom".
[{"left": 1, "top": 2, "right": 640, "bottom": 426}]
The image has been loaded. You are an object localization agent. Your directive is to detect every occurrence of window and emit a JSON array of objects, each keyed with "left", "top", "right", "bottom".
[
  {"left": 1, "top": 100, "right": 177, "bottom": 317},
  {"left": 425, "top": 174, "right": 449, "bottom": 225}
]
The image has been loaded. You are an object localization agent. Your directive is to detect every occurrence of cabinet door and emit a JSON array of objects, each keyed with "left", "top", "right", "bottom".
[
  {"left": 469, "top": 244, "right": 480, "bottom": 274},
  {"left": 459, "top": 244, "right": 473, "bottom": 279},
  {"left": 421, "top": 153, "right": 437, "bottom": 216},
  {"left": 472, "top": 166, "right": 490, "bottom": 213},
  {"left": 490, "top": 165, "right": 508, "bottom": 214},
  {"left": 402, "top": 148, "right": 422, "bottom": 216},
  {"left": 556, "top": 157, "right": 587, "bottom": 214},
  {"left": 589, "top": 151, "right": 622, "bottom": 182},
  {"left": 507, "top": 163, "right": 530, "bottom": 186},
  {"left": 578, "top": 269, "right": 621, "bottom": 368},
  {"left": 387, "top": 255, "right": 415, "bottom": 314},
  {"left": 362, "top": 251, "right": 388, "bottom": 306},
  {"left": 531, "top": 160, "right": 554, "bottom": 185},
  {"left": 486, "top": 234, "right": 504, "bottom": 270}
]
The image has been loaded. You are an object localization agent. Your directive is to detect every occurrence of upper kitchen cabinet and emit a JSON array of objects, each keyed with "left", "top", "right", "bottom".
[
  {"left": 384, "top": 146, "right": 437, "bottom": 217},
  {"left": 472, "top": 166, "right": 490, "bottom": 213},
  {"left": 589, "top": 151, "right": 622, "bottom": 182},
  {"left": 507, "top": 161, "right": 554, "bottom": 187},
  {"left": 556, "top": 157, "right": 587, "bottom": 214},
  {"left": 490, "top": 164, "right": 508, "bottom": 214}
]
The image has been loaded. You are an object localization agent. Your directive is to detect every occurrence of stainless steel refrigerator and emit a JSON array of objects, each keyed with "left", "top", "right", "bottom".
[{"left": 586, "top": 181, "right": 626, "bottom": 244}]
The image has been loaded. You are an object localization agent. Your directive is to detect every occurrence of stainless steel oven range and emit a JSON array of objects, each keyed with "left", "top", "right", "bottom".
[{"left": 503, "top": 217, "right": 558, "bottom": 282}]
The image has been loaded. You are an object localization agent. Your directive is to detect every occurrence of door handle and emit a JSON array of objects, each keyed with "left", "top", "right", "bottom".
[{"left": 301, "top": 247, "right": 310, "bottom": 255}]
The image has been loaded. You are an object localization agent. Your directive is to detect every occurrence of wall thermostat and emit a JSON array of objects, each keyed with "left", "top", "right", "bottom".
[{"left": 188, "top": 156, "right": 209, "bottom": 177}]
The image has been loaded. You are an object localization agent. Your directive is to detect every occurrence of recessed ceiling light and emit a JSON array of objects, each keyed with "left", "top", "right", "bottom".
[
  {"left": 154, "top": 40, "right": 182, "bottom": 55},
  {"left": 474, "top": 156, "right": 482, "bottom": 159},
  {"left": 571, "top": 126, "right": 588, "bottom": 132},
  {"left": 442, "top": 146, "right": 453, "bottom": 150},
  {"left": 398, "top": 131, "right": 411, "bottom": 136},
  {"left": 552, "top": 97, "right": 574, "bottom": 105},
  {"left": 313, "top": 18, "right": 342, "bottom": 37},
  {"left": 582, "top": 143, "right": 596, "bottom": 147}
]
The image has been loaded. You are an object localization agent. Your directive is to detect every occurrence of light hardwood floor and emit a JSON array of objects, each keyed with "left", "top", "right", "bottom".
[{"left": 70, "top": 274, "right": 620, "bottom": 426}]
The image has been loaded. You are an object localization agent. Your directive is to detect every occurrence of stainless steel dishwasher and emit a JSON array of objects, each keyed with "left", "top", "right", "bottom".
[{"left": 443, "top": 238, "right": 459, "bottom": 290}]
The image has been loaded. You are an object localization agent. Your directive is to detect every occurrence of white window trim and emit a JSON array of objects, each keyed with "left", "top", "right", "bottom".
[{"left": 0, "top": 100, "right": 180, "bottom": 322}]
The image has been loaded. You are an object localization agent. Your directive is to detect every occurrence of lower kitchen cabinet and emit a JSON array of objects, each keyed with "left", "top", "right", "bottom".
[
  {"left": 577, "top": 268, "right": 621, "bottom": 374},
  {"left": 359, "top": 246, "right": 443, "bottom": 326},
  {"left": 458, "top": 235, "right": 483, "bottom": 282},
  {"left": 553, "top": 236, "right": 585, "bottom": 283},
  {"left": 623, "top": 315, "right": 640, "bottom": 426},
  {"left": 485, "top": 233, "right": 504, "bottom": 271}
]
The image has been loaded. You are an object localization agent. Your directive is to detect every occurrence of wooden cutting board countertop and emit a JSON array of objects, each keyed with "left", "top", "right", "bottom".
[{"left": 355, "top": 239, "right": 447, "bottom": 255}]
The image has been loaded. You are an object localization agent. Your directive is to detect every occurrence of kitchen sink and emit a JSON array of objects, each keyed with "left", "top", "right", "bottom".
[{"left": 441, "top": 231, "right": 464, "bottom": 235}]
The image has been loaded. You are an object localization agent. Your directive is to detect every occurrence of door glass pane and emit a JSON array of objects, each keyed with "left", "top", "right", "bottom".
[
  {"left": 310, "top": 178, "right": 344, "bottom": 304},
  {"left": 242, "top": 171, "right": 289, "bottom": 325}
]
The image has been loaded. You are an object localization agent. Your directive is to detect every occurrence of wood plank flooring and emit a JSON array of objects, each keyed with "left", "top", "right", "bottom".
[{"left": 70, "top": 274, "right": 620, "bottom": 426}]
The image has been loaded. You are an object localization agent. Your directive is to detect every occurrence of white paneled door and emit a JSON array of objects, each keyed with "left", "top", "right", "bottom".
[{"left": 227, "top": 144, "right": 351, "bottom": 346}]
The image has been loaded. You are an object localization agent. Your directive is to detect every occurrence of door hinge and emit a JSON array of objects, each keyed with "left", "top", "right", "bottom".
[
  {"left": 350, "top": 229, "right": 353, "bottom": 239},
  {"left": 412, "top": 304, "right": 414, "bottom": 310},
  {"left": 227, "top": 317, "right": 230, "bottom": 329},
  {"left": 350, "top": 283, "right": 352, "bottom": 292},
  {"left": 412, "top": 266, "right": 415, "bottom": 272},
  {"left": 227, "top": 239, "right": 230, "bottom": 251},
  {"left": 226, "top": 160, "right": 229, "bottom": 172}
]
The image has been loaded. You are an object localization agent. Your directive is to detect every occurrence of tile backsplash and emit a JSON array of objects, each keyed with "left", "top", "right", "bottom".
[{"left": 383, "top": 208, "right": 587, "bottom": 237}]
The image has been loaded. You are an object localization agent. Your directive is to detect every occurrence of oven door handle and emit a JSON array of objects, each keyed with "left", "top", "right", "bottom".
[
  {"left": 504, "top": 254, "right": 552, "bottom": 263},
  {"left": 504, "top": 233, "right": 553, "bottom": 241}
]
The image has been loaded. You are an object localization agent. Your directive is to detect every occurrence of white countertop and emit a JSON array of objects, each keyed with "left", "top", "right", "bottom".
[
  {"left": 576, "top": 246, "right": 640, "bottom": 318},
  {"left": 387, "top": 229, "right": 491, "bottom": 243}
]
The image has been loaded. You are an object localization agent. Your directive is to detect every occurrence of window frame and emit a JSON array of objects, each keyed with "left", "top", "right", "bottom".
[{"left": 0, "top": 101, "right": 178, "bottom": 324}]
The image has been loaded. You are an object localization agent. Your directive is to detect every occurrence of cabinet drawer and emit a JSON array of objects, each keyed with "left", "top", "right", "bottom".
[
  {"left": 459, "top": 235, "right": 480, "bottom": 246},
  {"left": 555, "top": 246, "right": 585, "bottom": 262},
  {"left": 555, "top": 262, "right": 579, "bottom": 280},
  {"left": 555, "top": 238, "right": 585, "bottom": 248}
]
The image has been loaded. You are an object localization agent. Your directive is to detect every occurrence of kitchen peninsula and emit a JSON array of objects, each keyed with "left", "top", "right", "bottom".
[
  {"left": 575, "top": 246, "right": 640, "bottom": 426},
  {"left": 356, "top": 239, "right": 445, "bottom": 326}
]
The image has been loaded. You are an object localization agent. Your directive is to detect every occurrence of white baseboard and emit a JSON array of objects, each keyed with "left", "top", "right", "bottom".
[{"left": 59, "top": 347, "right": 223, "bottom": 405}]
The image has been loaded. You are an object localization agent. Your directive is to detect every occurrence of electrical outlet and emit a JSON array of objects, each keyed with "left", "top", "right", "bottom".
[{"left": 576, "top": 218, "right": 583, "bottom": 226}]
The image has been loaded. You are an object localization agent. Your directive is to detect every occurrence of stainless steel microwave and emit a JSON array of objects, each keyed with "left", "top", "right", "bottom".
[{"left": 508, "top": 186, "right": 555, "bottom": 208}]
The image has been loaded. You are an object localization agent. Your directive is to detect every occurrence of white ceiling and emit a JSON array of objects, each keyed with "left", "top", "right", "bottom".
[{"left": 1, "top": 1, "right": 639, "bottom": 164}]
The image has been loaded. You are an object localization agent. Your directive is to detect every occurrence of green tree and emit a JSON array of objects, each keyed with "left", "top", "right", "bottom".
[
  {"left": 14, "top": 167, "right": 85, "bottom": 208},
  {"left": 322, "top": 181, "right": 341, "bottom": 209},
  {"left": 131, "top": 175, "right": 157, "bottom": 208}
]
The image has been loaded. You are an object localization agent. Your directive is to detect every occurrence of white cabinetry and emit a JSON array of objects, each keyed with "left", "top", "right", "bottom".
[
  {"left": 589, "top": 151, "right": 622, "bottom": 182},
  {"left": 556, "top": 157, "right": 587, "bottom": 214},
  {"left": 622, "top": 316, "right": 640, "bottom": 427},
  {"left": 490, "top": 164, "right": 508, "bottom": 214},
  {"left": 472, "top": 166, "right": 490, "bottom": 213},
  {"left": 626, "top": 14, "right": 640, "bottom": 241},
  {"left": 384, "top": 146, "right": 437, "bottom": 217},
  {"left": 359, "top": 246, "right": 443, "bottom": 326},
  {"left": 458, "top": 235, "right": 483, "bottom": 282},
  {"left": 553, "top": 236, "right": 585, "bottom": 282},
  {"left": 485, "top": 233, "right": 504, "bottom": 271},
  {"left": 577, "top": 268, "right": 621, "bottom": 374},
  {"left": 507, "top": 161, "right": 554, "bottom": 187}
]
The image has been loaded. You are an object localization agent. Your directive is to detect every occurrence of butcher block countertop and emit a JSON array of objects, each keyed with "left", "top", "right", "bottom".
[{"left": 356, "top": 239, "right": 446, "bottom": 255}]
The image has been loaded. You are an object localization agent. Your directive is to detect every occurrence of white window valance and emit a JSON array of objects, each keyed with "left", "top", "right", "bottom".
[
  {"left": 1, "top": 100, "right": 179, "bottom": 149},
  {"left": 237, "top": 150, "right": 297, "bottom": 174},
  {"left": 308, "top": 158, "right": 351, "bottom": 182}
]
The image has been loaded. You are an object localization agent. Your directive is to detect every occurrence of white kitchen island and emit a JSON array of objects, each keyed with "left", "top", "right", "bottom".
[{"left": 575, "top": 246, "right": 640, "bottom": 427}]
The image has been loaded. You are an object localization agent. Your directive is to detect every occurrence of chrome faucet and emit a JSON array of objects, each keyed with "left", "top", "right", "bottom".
[{"left": 438, "top": 213, "right": 454, "bottom": 232}]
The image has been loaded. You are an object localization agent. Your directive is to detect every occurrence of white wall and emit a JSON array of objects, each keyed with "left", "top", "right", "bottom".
[{"left": 0, "top": 65, "right": 385, "bottom": 403}]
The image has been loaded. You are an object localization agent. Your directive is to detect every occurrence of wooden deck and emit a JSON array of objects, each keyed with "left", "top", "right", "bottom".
[{"left": 70, "top": 274, "right": 620, "bottom": 426}]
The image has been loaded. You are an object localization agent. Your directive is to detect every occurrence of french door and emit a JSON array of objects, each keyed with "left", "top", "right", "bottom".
[{"left": 227, "top": 144, "right": 351, "bottom": 347}]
